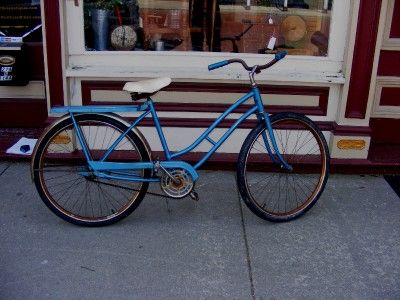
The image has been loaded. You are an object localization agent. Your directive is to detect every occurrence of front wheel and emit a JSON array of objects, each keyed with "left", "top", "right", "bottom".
[
  {"left": 237, "top": 112, "right": 330, "bottom": 222},
  {"left": 32, "top": 114, "right": 151, "bottom": 226}
]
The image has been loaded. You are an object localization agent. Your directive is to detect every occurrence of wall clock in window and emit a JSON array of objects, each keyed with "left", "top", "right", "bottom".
[{"left": 110, "top": 25, "right": 137, "bottom": 50}]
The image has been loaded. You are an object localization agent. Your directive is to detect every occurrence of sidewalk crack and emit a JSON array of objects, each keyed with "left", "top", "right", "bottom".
[
  {"left": 0, "top": 163, "right": 11, "bottom": 177},
  {"left": 238, "top": 190, "right": 256, "bottom": 300}
]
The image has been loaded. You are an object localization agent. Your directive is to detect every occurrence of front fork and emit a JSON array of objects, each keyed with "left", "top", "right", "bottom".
[
  {"left": 260, "top": 112, "right": 293, "bottom": 171},
  {"left": 255, "top": 85, "right": 293, "bottom": 171},
  {"left": 253, "top": 86, "right": 292, "bottom": 171}
]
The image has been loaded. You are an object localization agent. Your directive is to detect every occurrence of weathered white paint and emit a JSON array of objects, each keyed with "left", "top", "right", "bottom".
[
  {"left": 325, "top": 84, "right": 340, "bottom": 122},
  {"left": 382, "top": 0, "right": 400, "bottom": 50},
  {"left": 65, "top": 63, "right": 345, "bottom": 85},
  {"left": 40, "top": 0, "right": 50, "bottom": 111},
  {"left": 59, "top": 0, "right": 70, "bottom": 107},
  {"left": 329, "top": 135, "right": 371, "bottom": 159},
  {"left": 372, "top": 78, "right": 400, "bottom": 119},
  {"left": 328, "top": 0, "right": 352, "bottom": 62},
  {"left": 64, "top": 0, "right": 85, "bottom": 55}
]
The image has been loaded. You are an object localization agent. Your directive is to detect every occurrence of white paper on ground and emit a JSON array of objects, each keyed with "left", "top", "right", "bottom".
[{"left": 6, "top": 137, "right": 37, "bottom": 155}]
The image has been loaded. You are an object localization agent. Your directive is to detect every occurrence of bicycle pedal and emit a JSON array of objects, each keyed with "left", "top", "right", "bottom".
[{"left": 189, "top": 191, "right": 199, "bottom": 201}]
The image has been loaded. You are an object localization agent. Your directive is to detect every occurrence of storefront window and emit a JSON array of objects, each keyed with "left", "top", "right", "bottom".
[
  {"left": 83, "top": 0, "right": 332, "bottom": 56},
  {"left": 0, "top": 0, "right": 42, "bottom": 42}
]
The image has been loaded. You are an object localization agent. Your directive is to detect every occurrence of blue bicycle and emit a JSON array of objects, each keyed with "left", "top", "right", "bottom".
[{"left": 32, "top": 51, "right": 330, "bottom": 226}]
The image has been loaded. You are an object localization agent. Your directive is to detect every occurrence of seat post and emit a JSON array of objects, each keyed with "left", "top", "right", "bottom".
[{"left": 130, "top": 93, "right": 138, "bottom": 101}]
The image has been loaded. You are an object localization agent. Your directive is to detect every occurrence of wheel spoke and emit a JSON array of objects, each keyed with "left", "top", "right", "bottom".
[
  {"left": 33, "top": 115, "right": 148, "bottom": 225},
  {"left": 240, "top": 115, "right": 329, "bottom": 221}
]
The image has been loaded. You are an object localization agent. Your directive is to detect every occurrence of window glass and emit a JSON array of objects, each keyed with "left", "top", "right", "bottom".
[
  {"left": 84, "top": 0, "right": 332, "bottom": 56},
  {"left": 0, "top": 0, "right": 42, "bottom": 42}
]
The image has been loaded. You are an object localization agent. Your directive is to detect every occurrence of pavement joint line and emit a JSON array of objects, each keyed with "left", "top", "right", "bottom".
[
  {"left": 165, "top": 198, "right": 173, "bottom": 213},
  {"left": 0, "top": 162, "right": 11, "bottom": 177},
  {"left": 237, "top": 188, "right": 256, "bottom": 300}
]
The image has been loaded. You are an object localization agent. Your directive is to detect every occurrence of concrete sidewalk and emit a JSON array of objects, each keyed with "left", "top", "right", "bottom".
[{"left": 0, "top": 162, "right": 399, "bottom": 299}]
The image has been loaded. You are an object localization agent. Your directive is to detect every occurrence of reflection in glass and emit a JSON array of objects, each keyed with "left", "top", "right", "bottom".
[
  {"left": 83, "top": 0, "right": 332, "bottom": 56},
  {"left": 0, "top": 1, "right": 42, "bottom": 42}
]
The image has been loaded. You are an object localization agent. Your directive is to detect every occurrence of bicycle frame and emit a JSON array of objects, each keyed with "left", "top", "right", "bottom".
[{"left": 51, "top": 86, "right": 291, "bottom": 182}]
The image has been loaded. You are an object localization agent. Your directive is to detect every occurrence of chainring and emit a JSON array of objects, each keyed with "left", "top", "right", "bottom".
[{"left": 160, "top": 168, "right": 194, "bottom": 199}]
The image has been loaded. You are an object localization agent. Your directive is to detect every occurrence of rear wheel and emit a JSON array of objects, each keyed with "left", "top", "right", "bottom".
[
  {"left": 32, "top": 114, "right": 151, "bottom": 226},
  {"left": 237, "top": 112, "right": 329, "bottom": 222}
]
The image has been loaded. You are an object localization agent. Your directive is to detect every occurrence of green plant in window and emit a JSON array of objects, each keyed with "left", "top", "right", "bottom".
[
  {"left": 256, "top": 0, "right": 273, "bottom": 6},
  {"left": 86, "top": 0, "right": 123, "bottom": 10}
]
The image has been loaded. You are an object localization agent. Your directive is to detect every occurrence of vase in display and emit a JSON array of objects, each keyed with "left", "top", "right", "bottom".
[{"left": 91, "top": 8, "right": 110, "bottom": 51}]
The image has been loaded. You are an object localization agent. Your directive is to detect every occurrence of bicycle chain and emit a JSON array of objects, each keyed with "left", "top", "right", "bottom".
[{"left": 87, "top": 178, "right": 189, "bottom": 200}]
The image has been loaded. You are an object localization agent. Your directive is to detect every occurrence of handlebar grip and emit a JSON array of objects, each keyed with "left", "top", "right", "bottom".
[
  {"left": 208, "top": 60, "right": 229, "bottom": 71},
  {"left": 275, "top": 51, "right": 288, "bottom": 61}
]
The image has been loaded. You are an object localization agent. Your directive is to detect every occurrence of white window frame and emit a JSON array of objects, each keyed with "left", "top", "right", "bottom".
[
  {"left": 382, "top": 0, "right": 400, "bottom": 50},
  {"left": 63, "top": 0, "right": 349, "bottom": 84}
]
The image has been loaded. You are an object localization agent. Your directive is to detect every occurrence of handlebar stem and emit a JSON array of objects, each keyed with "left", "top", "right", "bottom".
[{"left": 249, "top": 66, "right": 258, "bottom": 87}]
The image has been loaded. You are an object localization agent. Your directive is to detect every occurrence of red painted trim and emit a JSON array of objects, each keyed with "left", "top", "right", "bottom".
[
  {"left": 3, "top": 143, "right": 398, "bottom": 175},
  {"left": 379, "top": 87, "right": 400, "bottom": 106},
  {"left": 25, "top": 42, "right": 45, "bottom": 81},
  {"left": 377, "top": 51, "right": 400, "bottom": 77},
  {"left": 0, "top": 98, "right": 47, "bottom": 127},
  {"left": 333, "top": 124, "right": 372, "bottom": 137},
  {"left": 43, "top": 0, "right": 64, "bottom": 107},
  {"left": 368, "top": 143, "right": 400, "bottom": 167},
  {"left": 390, "top": 0, "right": 400, "bottom": 38},
  {"left": 81, "top": 81, "right": 122, "bottom": 106},
  {"left": 345, "top": 0, "right": 382, "bottom": 119},
  {"left": 331, "top": 158, "right": 400, "bottom": 174},
  {"left": 3, "top": 122, "right": 399, "bottom": 174},
  {"left": 81, "top": 81, "right": 329, "bottom": 116},
  {"left": 156, "top": 152, "right": 400, "bottom": 174},
  {"left": 370, "top": 118, "right": 400, "bottom": 144}
]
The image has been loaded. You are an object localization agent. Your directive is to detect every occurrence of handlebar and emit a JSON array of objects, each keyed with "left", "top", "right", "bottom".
[{"left": 208, "top": 51, "right": 287, "bottom": 73}]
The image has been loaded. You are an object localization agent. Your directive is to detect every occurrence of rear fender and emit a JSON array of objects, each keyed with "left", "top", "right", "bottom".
[{"left": 30, "top": 112, "right": 152, "bottom": 181}]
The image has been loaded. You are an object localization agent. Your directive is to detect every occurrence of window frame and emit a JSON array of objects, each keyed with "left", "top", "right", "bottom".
[{"left": 63, "top": 0, "right": 349, "bottom": 84}]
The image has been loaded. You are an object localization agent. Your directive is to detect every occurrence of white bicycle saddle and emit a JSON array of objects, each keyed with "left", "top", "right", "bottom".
[{"left": 123, "top": 77, "right": 171, "bottom": 94}]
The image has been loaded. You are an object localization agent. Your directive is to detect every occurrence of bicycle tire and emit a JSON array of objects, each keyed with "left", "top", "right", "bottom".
[
  {"left": 32, "top": 113, "right": 151, "bottom": 226},
  {"left": 237, "top": 112, "right": 330, "bottom": 222}
]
